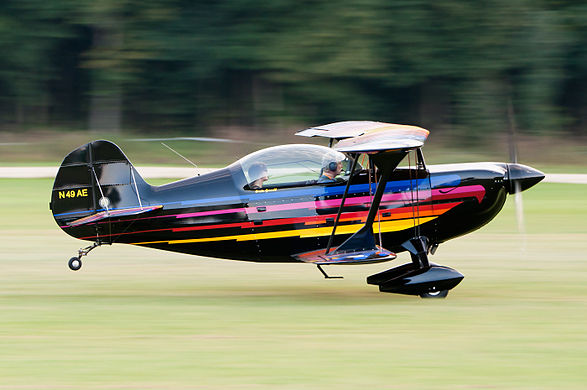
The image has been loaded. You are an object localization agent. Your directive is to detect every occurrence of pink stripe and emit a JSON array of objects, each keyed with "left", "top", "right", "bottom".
[
  {"left": 173, "top": 185, "right": 484, "bottom": 219},
  {"left": 178, "top": 207, "right": 246, "bottom": 218},
  {"left": 434, "top": 185, "right": 485, "bottom": 203}
]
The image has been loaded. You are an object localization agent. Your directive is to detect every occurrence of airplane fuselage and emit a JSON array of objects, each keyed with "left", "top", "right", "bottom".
[{"left": 54, "top": 161, "right": 518, "bottom": 263}]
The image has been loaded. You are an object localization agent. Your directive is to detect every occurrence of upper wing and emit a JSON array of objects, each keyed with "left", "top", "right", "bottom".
[{"left": 296, "top": 121, "right": 429, "bottom": 152}]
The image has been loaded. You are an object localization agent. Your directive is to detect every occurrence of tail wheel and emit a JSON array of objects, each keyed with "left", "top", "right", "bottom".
[
  {"left": 68, "top": 257, "right": 82, "bottom": 271},
  {"left": 420, "top": 289, "right": 449, "bottom": 299}
]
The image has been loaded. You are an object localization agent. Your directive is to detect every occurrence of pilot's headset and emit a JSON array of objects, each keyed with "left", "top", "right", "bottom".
[{"left": 321, "top": 152, "right": 344, "bottom": 172}]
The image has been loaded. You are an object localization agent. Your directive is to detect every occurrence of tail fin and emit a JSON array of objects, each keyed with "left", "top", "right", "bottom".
[{"left": 50, "top": 140, "right": 152, "bottom": 237}]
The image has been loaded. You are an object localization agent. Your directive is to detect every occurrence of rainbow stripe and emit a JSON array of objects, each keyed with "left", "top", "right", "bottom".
[{"left": 77, "top": 183, "right": 485, "bottom": 246}]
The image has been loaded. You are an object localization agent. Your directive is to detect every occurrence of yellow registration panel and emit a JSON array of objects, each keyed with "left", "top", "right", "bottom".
[{"left": 58, "top": 189, "right": 88, "bottom": 199}]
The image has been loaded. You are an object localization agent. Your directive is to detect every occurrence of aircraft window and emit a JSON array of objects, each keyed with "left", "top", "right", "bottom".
[{"left": 234, "top": 144, "right": 357, "bottom": 190}]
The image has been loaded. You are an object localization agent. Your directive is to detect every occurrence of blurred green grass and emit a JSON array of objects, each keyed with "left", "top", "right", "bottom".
[{"left": 0, "top": 179, "right": 586, "bottom": 389}]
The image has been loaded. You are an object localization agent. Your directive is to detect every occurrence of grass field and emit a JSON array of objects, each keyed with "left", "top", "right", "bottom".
[{"left": 0, "top": 179, "right": 586, "bottom": 389}]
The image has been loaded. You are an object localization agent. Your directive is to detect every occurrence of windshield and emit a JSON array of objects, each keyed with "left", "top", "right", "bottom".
[{"left": 233, "top": 144, "right": 356, "bottom": 189}]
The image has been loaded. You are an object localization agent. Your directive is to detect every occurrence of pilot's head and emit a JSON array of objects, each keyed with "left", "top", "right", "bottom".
[
  {"left": 322, "top": 153, "right": 344, "bottom": 176},
  {"left": 248, "top": 162, "right": 268, "bottom": 189}
]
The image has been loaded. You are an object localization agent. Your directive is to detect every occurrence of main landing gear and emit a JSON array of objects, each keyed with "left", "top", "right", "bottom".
[
  {"left": 367, "top": 236, "right": 464, "bottom": 298},
  {"left": 67, "top": 242, "right": 101, "bottom": 271}
]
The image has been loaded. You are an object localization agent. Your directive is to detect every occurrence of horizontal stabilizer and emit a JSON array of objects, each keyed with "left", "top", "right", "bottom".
[
  {"left": 294, "top": 246, "right": 396, "bottom": 265},
  {"left": 67, "top": 205, "right": 162, "bottom": 227}
]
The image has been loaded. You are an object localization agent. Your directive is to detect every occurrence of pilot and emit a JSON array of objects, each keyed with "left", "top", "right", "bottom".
[
  {"left": 318, "top": 154, "right": 344, "bottom": 183},
  {"left": 248, "top": 162, "right": 268, "bottom": 189}
]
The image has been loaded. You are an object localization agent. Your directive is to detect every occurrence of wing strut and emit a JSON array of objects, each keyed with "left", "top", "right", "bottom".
[{"left": 325, "top": 153, "right": 359, "bottom": 255}]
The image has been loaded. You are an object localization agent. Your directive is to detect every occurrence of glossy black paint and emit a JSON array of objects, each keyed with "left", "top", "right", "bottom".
[
  {"left": 50, "top": 141, "right": 544, "bottom": 294},
  {"left": 428, "top": 163, "right": 510, "bottom": 245}
]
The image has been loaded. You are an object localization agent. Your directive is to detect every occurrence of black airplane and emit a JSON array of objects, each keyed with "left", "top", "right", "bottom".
[{"left": 50, "top": 121, "right": 544, "bottom": 298}]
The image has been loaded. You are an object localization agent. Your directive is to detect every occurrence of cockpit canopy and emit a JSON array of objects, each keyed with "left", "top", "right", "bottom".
[{"left": 233, "top": 144, "right": 355, "bottom": 190}]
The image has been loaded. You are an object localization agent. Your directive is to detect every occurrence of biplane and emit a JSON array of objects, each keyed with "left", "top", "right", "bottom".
[{"left": 50, "top": 121, "right": 544, "bottom": 298}]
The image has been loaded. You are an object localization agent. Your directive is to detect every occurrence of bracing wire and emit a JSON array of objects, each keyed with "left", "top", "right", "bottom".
[
  {"left": 91, "top": 167, "right": 108, "bottom": 213},
  {"left": 130, "top": 168, "right": 143, "bottom": 210},
  {"left": 161, "top": 142, "right": 199, "bottom": 171},
  {"left": 374, "top": 162, "right": 382, "bottom": 247},
  {"left": 91, "top": 166, "right": 111, "bottom": 243},
  {"left": 367, "top": 156, "right": 373, "bottom": 209},
  {"left": 415, "top": 149, "right": 423, "bottom": 237},
  {"left": 408, "top": 151, "right": 417, "bottom": 233}
]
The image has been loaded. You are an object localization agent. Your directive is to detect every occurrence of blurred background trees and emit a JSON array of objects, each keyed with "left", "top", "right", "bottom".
[{"left": 0, "top": 0, "right": 585, "bottom": 138}]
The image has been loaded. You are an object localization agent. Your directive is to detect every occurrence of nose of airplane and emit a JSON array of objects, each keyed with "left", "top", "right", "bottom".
[{"left": 505, "top": 163, "right": 545, "bottom": 194}]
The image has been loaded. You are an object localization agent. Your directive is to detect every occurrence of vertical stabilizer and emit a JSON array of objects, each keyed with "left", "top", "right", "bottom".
[{"left": 50, "top": 140, "right": 152, "bottom": 239}]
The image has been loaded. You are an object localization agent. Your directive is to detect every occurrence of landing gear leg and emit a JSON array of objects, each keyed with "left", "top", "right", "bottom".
[
  {"left": 67, "top": 242, "right": 101, "bottom": 271},
  {"left": 402, "top": 237, "right": 448, "bottom": 299},
  {"left": 402, "top": 236, "right": 430, "bottom": 269}
]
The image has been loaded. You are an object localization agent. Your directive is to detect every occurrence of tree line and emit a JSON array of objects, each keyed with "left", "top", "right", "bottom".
[{"left": 0, "top": 0, "right": 585, "bottom": 138}]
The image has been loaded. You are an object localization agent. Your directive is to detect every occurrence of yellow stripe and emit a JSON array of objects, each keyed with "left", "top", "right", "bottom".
[{"left": 132, "top": 217, "right": 436, "bottom": 245}]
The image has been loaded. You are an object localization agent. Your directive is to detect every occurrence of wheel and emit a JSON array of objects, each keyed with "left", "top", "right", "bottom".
[
  {"left": 68, "top": 257, "right": 82, "bottom": 271},
  {"left": 420, "top": 289, "right": 449, "bottom": 299}
]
